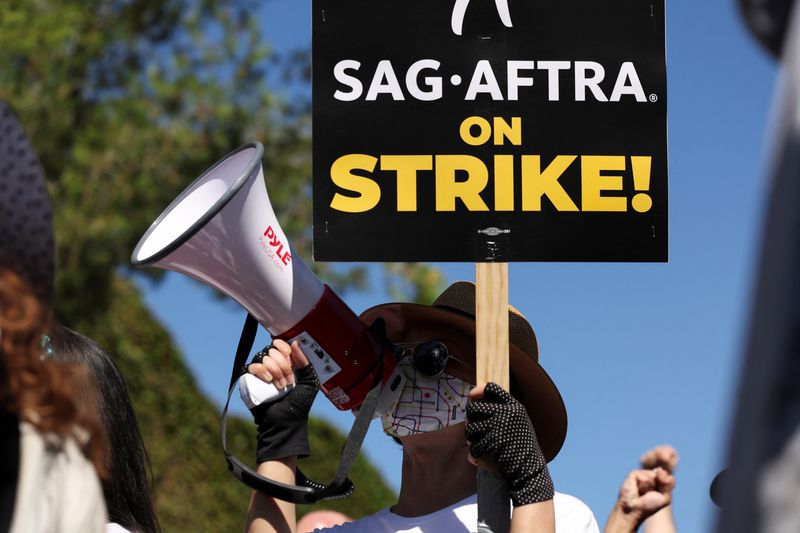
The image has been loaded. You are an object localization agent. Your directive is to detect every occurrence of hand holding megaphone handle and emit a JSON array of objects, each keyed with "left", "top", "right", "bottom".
[
  {"left": 240, "top": 345, "right": 270, "bottom": 377},
  {"left": 241, "top": 318, "right": 396, "bottom": 413},
  {"left": 239, "top": 344, "right": 297, "bottom": 408},
  {"left": 221, "top": 313, "right": 381, "bottom": 503}
]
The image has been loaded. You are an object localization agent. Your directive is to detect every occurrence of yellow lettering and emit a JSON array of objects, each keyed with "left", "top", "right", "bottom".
[
  {"left": 380, "top": 155, "right": 433, "bottom": 211},
  {"left": 328, "top": 152, "right": 642, "bottom": 214},
  {"left": 435, "top": 155, "right": 489, "bottom": 211},
  {"left": 459, "top": 116, "right": 492, "bottom": 146},
  {"left": 494, "top": 155, "right": 514, "bottom": 211},
  {"left": 493, "top": 117, "right": 521, "bottom": 146},
  {"left": 581, "top": 156, "right": 626, "bottom": 212},
  {"left": 521, "top": 155, "right": 578, "bottom": 211},
  {"left": 329, "top": 154, "right": 380, "bottom": 213}
]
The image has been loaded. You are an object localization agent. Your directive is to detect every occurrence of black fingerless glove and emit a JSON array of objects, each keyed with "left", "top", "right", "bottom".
[
  {"left": 465, "top": 382, "right": 554, "bottom": 507},
  {"left": 250, "top": 359, "right": 319, "bottom": 464}
]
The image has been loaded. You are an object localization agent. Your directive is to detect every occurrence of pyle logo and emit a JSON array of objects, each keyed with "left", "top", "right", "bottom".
[
  {"left": 261, "top": 225, "right": 292, "bottom": 266},
  {"left": 451, "top": 0, "right": 512, "bottom": 35}
]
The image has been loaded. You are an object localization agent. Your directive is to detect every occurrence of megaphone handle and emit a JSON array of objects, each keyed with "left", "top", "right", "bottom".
[{"left": 239, "top": 374, "right": 293, "bottom": 409}]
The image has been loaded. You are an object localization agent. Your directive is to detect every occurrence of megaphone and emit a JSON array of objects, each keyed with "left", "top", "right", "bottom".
[
  {"left": 132, "top": 142, "right": 402, "bottom": 503},
  {"left": 131, "top": 142, "right": 397, "bottom": 412}
]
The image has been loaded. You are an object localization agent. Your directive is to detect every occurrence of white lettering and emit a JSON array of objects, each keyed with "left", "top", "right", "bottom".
[
  {"left": 536, "top": 60, "right": 571, "bottom": 101},
  {"left": 574, "top": 61, "right": 608, "bottom": 102},
  {"left": 506, "top": 60, "right": 535, "bottom": 100},
  {"left": 406, "top": 59, "right": 443, "bottom": 101},
  {"left": 366, "top": 60, "right": 405, "bottom": 101},
  {"left": 333, "top": 60, "right": 363, "bottom": 102},
  {"left": 331, "top": 59, "right": 648, "bottom": 103},
  {"left": 609, "top": 61, "right": 646, "bottom": 102},
  {"left": 465, "top": 60, "right": 504, "bottom": 101}
]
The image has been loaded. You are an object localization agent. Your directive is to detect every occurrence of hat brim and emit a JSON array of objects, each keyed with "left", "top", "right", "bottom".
[{"left": 360, "top": 302, "right": 568, "bottom": 462}]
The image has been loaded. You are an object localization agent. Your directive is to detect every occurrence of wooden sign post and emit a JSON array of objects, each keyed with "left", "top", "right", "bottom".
[
  {"left": 475, "top": 262, "right": 510, "bottom": 532},
  {"left": 476, "top": 263, "right": 510, "bottom": 390}
]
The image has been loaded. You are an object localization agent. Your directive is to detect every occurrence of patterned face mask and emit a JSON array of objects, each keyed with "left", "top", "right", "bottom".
[{"left": 380, "top": 357, "right": 473, "bottom": 438}]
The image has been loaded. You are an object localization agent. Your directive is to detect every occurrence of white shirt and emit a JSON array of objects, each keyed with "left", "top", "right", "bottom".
[
  {"left": 319, "top": 492, "right": 599, "bottom": 532},
  {"left": 9, "top": 423, "right": 107, "bottom": 533}
]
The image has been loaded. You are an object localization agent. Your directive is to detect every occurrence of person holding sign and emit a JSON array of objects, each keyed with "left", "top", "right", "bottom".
[{"left": 244, "top": 281, "right": 599, "bottom": 533}]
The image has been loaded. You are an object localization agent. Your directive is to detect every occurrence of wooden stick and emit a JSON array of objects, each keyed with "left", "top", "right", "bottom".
[
  {"left": 475, "top": 262, "right": 509, "bottom": 389},
  {"left": 475, "top": 262, "right": 510, "bottom": 532}
]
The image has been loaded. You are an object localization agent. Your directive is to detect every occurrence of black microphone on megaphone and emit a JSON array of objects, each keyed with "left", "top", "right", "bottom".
[{"left": 131, "top": 142, "right": 400, "bottom": 502}]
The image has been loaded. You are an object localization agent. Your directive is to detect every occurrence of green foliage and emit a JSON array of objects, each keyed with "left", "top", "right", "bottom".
[
  {"left": 0, "top": 0, "right": 442, "bottom": 315},
  {"left": 0, "top": 0, "right": 448, "bottom": 530}
]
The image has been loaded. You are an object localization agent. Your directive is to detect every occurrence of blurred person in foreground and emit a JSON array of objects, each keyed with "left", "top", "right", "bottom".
[
  {"left": 604, "top": 446, "right": 677, "bottom": 533},
  {"left": 0, "top": 100, "right": 107, "bottom": 532},
  {"left": 50, "top": 326, "right": 161, "bottom": 533},
  {"left": 244, "top": 281, "right": 599, "bottom": 532}
]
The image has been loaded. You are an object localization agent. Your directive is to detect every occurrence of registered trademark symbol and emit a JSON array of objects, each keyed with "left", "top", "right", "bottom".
[{"left": 649, "top": 94, "right": 658, "bottom": 102}]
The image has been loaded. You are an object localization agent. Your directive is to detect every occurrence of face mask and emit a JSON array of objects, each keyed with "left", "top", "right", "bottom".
[{"left": 381, "top": 357, "right": 473, "bottom": 437}]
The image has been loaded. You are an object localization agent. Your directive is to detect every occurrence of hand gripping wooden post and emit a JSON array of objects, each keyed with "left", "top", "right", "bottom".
[{"left": 475, "top": 262, "right": 511, "bottom": 532}]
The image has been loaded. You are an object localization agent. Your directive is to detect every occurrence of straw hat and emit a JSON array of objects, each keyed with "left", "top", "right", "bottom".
[
  {"left": 360, "top": 281, "right": 568, "bottom": 462},
  {"left": 0, "top": 101, "right": 54, "bottom": 304}
]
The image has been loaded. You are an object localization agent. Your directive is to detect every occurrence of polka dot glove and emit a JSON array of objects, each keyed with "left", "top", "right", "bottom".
[
  {"left": 250, "top": 348, "right": 319, "bottom": 463},
  {"left": 466, "top": 382, "right": 554, "bottom": 507}
]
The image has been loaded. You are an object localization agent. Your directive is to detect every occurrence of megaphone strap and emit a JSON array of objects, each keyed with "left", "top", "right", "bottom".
[
  {"left": 227, "top": 313, "right": 259, "bottom": 392},
  {"left": 221, "top": 313, "right": 379, "bottom": 504}
]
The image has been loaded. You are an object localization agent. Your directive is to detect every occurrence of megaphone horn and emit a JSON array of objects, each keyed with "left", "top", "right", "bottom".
[{"left": 131, "top": 142, "right": 396, "bottom": 411}]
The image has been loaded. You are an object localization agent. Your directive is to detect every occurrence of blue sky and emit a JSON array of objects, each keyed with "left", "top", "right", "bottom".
[{"left": 137, "top": 1, "right": 779, "bottom": 531}]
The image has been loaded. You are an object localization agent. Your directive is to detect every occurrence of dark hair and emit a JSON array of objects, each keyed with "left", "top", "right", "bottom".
[{"left": 50, "top": 326, "right": 161, "bottom": 533}]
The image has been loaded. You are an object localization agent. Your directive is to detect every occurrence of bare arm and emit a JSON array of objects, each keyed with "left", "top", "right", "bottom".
[
  {"left": 643, "top": 505, "right": 676, "bottom": 533},
  {"left": 245, "top": 458, "right": 298, "bottom": 533},
  {"left": 604, "top": 499, "right": 643, "bottom": 533},
  {"left": 244, "top": 340, "right": 315, "bottom": 533},
  {"left": 510, "top": 499, "right": 556, "bottom": 533}
]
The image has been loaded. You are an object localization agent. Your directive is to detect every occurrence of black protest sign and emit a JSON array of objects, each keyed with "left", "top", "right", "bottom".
[{"left": 312, "top": 0, "right": 667, "bottom": 262}]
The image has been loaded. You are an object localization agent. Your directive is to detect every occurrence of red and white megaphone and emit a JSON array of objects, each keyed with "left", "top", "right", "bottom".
[{"left": 131, "top": 142, "right": 396, "bottom": 412}]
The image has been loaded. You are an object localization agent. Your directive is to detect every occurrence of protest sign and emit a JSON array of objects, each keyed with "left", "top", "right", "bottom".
[{"left": 313, "top": 0, "right": 667, "bottom": 262}]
